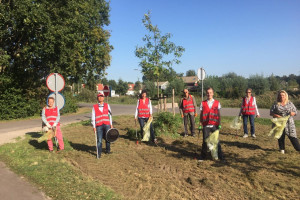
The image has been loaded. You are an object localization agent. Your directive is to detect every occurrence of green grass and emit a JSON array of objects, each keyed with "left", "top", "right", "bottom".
[{"left": 0, "top": 133, "right": 121, "bottom": 200}]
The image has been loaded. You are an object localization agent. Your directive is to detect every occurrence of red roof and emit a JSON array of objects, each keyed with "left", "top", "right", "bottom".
[
  {"left": 97, "top": 84, "right": 104, "bottom": 91},
  {"left": 128, "top": 84, "right": 135, "bottom": 91}
]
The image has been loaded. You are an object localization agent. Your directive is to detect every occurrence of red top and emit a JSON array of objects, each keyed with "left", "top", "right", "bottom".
[
  {"left": 241, "top": 96, "right": 255, "bottom": 115},
  {"left": 138, "top": 98, "right": 150, "bottom": 118},
  {"left": 201, "top": 100, "right": 220, "bottom": 126},
  {"left": 93, "top": 103, "right": 110, "bottom": 126},
  {"left": 182, "top": 95, "right": 195, "bottom": 113},
  {"left": 45, "top": 107, "right": 60, "bottom": 126}
]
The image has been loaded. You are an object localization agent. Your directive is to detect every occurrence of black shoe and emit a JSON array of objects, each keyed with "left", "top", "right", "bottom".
[
  {"left": 191, "top": 134, "right": 195, "bottom": 137},
  {"left": 105, "top": 150, "right": 112, "bottom": 154}
]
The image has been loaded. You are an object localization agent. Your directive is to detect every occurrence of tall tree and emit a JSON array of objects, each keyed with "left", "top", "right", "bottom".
[
  {"left": 186, "top": 69, "right": 196, "bottom": 76},
  {"left": 135, "top": 11, "right": 185, "bottom": 99},
  {"left": 0, "top": 0, "right": 112, "bottom": 94}
]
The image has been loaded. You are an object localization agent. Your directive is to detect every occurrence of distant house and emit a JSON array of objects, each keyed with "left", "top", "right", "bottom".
[
  {"left": 96, "top": 84, "right": 104, "bottom": 94},
  {"left": 126, "top": 84, "right": 135, "bottom": 96},
  {"left": 181, "top": 76, "right": 198, "bottom": 91},
  {"left": 154, "top": 81, "right": 169, "bottom": 90}
]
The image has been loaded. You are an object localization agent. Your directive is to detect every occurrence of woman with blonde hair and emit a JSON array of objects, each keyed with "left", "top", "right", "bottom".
[{"left": 270, "top": 90, "right": 300, "bottom": 154}]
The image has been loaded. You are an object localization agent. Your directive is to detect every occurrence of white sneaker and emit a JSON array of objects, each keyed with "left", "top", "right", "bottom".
[
  {"left": 243, "top": 134, "right": 248, "bottom": 138},
  {"left": 251, "top": 134, "right": 256, "bottom": 138},
  {"left": 280, "top": 150, "right": 285, "bottom": 154}
]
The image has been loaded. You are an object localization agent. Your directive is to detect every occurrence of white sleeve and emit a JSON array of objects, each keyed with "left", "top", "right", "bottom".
[
  {"left": 149, "top": 100, "right": 152, "bottom": 115},
  {"left": 108, "top": 104, "right": 112, "bottom": 125},
  {"left": 218, "top": 102, "right": 221, "bottom": 110},
  {"left": 91, "top": 107, "right": 96, "bottom": 128},
  {"left": 253, "top": 97, "right": 260, "bottom": 115},
  {"left": 135, "top": 100, "right": 139, "bottom": 119}
]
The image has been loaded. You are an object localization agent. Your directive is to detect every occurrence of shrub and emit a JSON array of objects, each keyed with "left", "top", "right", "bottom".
[
  {"left": 0, "top": 87, "right": 40, "bottom": 120},
  {"left": 62, "top": 91, "right": 78, "bottom": 114},
  {"left": 76, "top": 88, "right": 97, "bottom": 103},
  {"left": 153, "top": 112, "right": 181, "bottom": 136}
]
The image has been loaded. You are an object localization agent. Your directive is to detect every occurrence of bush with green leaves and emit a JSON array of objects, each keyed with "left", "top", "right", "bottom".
[
  {"left": 0, "top": 87, "right": 40, "bottom": 120},
  {"left": 153, "top": 112, "right": 182, "bottom": 136},
  {"left": 76, "top": 88, "right": 97, "bottom": 103},
  {"left": 61, "top": 91, "right": 78, "bottom": 114}
]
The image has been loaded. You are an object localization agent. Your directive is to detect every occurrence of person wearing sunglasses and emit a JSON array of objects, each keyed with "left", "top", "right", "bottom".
[
  {"left": 179, "top": 88, "right": 197, "bottom": 137},
  {"left": 239, "top": 88, "right": 260, "bottom": 138}
]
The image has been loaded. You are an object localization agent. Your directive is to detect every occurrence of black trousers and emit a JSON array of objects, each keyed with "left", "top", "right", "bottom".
[
  {"left": 200, "top": 125, "right": 224, "bottom": 160},
  {"left": 278, "top": 130, "right": 300, "bottom": 151}
]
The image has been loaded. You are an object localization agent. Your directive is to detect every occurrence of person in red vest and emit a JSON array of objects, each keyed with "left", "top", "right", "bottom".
[
  {"left": 199, "top": 87, "right": 224, "bottom": 161},
  {"left": 42, "top": 97, "right": 64, "bottom": 152},
  {"left": 239, "top": 88, "right": 260, "bottom": 138},
  {"left": 134, "top": 90, "right": 157, "bottom": 143},
  {"left": 92, "top": 93, "right": 113, "bottom": 158},
  {"left": 179, "top": 88, "right": 197, "bottom": 137}
]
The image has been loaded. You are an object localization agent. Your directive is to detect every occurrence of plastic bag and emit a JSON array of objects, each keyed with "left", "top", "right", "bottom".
[
  {"left": 142, "top": 117, "right": 153, "bottom": 142},
  {"left": 38, "top": 128, "right": 56, "bottom": 143},
  {"left": 268, "top": 115, "right": 290, "bottom": 139},
  {"left": 230, "top": 116, "right": 242, "bottom": 130},
  {"left": 205, "top": 129, "right": 219, "bottom": 160}
]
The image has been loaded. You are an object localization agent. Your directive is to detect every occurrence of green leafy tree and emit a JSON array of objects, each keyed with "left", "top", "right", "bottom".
[
  {"left": 269, "top": 74, "right": 280, "bottom": 91},
  {"left": 116, "top": 79, "right": 128, "bottom": 95},
  {"left": 134, "top": 80, "right": 142, "bottom": 94},
  {"left": 248, "top": 74, "right": 270, "bottom": 95},
  {"left": 0, "top": 0, "right": 112, "bottom": 106},
  {"left": 135, "top": 11, "right": 185, "bottom": 100},
  {"left": 219, "top": 72, "right": 247, "bottom": 98},
  {"left": 108, "top": 79, "right": 118, "bottom": 91},
  {"left": 186, "top": 70, "right": 196, "bottom": 76},
  {"left": 144, "top": 81, "right": 156, "bottom": 98},
  {"left": 165, "top": 78, "right": 185, "bottom": 95}
]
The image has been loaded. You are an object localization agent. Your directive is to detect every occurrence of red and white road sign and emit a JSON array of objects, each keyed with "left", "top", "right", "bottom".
[
  {"left": 46, "top": 73, "right": 65, "bottom": 92},
  {"left": 103, "top": 85, "right": 110, "bottom": 97}
]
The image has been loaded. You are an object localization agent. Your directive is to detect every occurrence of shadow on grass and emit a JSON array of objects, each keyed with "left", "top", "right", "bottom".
[
  {"left": 26, "top": 132, "right": 49, "bottom": 151},
  {"left": 68, "top": 141, "right": 100, "bottom": 157}
]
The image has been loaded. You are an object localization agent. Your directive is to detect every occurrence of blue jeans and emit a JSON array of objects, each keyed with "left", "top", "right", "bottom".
[
  {"left": 138, "top": 117, "right": 155, "bottom": 142},
  {"left": 96, "top": 124, "right": 111, "bottom": 157},
  {"left": 242, "top": 114, "right": 255, "bottom": 135}
]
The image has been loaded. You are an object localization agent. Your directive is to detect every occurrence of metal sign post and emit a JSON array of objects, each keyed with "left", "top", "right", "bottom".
[{"left": 197, "top": 68, "right": 206, "bottom": 102}]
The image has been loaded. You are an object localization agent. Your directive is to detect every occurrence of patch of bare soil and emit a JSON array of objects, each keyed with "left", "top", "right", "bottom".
[{"left": 62, "top": 116, "right": 300, "bottom": 200}]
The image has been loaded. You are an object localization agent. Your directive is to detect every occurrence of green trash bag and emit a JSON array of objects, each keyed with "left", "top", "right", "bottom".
[
  {"left": 230, "top": 116, "right": 242, "bottom": 130},
  {"left": 142, "top": 117, "right": 153, "bottom": 142},
  {"left": 205, "top": 129, "right": 219, "bottom": 160},
  {"left": 268, "top": 115, "right": 290, "bottom": 139}
]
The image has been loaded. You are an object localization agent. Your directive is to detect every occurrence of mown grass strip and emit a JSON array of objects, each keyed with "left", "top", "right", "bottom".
[{"left": 0, "top": 133, "right": 121, "bottom": 200}]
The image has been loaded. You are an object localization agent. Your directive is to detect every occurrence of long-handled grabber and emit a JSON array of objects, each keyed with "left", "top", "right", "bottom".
[{"left": 94, "top": 130, "right": 99, "bottom": 159}]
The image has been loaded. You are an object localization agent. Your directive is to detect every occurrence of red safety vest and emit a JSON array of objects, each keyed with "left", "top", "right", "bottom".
[
  {"left": 45, "top": 107, "right": 60, "bottom": 126},
  {"left": 182, "top": 95, "right": 195, "bottom": 113},
  {"left": 138, "top": 98, "right": 150, "bottom": 118},
  {"left": 241, "top": 96, "right": 255, "bottom": 115},
  {"left": 202, "top": 100, "right": 220, "bottom": 126},
  {"left": 93, "top": 103, "right": 110, "bottom": 126}
]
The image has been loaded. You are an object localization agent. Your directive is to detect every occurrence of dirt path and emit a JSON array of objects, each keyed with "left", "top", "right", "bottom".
[{"left": 62, "top": 116, "right": 300, "bottom": 200}]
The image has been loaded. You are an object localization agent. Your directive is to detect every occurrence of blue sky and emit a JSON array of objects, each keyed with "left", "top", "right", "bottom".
[{"left": 105, "top": 0, "right": 300, "bottom": 82}]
